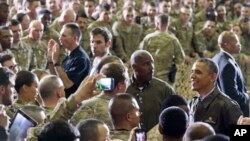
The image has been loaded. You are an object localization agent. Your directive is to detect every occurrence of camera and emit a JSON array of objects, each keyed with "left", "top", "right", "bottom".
[
  {"left": 96, "top": 78, "right": 114, "bottom": 91},
  {"left": 135, "top": 128, "right": 146, "bottom": 141}
]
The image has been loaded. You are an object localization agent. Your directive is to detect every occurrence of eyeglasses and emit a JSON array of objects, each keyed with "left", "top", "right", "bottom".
[{"left": 8, "top": 64, "right": 18, "bottom": 70}]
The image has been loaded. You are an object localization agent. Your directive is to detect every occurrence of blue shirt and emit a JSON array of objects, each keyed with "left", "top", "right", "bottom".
[{"left": 62, "top": 46, "right": 91, "bottom": 97}]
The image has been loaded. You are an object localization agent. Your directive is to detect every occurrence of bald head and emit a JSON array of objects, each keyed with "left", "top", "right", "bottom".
[
  {"left": 39, "top": 75, "right": 64, "bottom": 100},
  {"left": 28, "top": 20, "right": 44, "bottom": 40},
  {"left": 109, "top": 93, "right": 139, "bottom": 126},
  {"left": 60, "top": 8, "right": 76, "bottom": 25},
  {"left": 218, "top": 31, "right": 241, "bottom": 54},
  {"left": 184, "top": 122, "right": 215, "bottom": 141},
  {"left": 130, "top": 50, "right": 154, "bottom": 65}
]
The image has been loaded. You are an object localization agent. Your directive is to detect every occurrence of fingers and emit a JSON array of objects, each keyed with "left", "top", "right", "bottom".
[{"left": 237, "top": 115, "right": 243, "bottom": 125}]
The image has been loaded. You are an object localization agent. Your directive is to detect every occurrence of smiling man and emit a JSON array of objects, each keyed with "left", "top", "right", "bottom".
[{"left": 189, "top": 58, "right": 242, "bottom": 135}]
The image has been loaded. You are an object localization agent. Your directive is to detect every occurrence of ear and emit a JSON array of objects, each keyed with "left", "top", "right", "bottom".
[
  {"left": 22, "top": 85, "right": 29, "bottom": 92},
  {"left": 0, "top": 85, "right": 6, "bottom": 96},
  {"left": 158, "top": 124, "right": 164, "bottom": 135},
  {"left": 106, "top": 40, "right": 112, "bottom": 48},
  {"left": 210, "top": 73, "right": 217, "bottom": 82},
  {"left": 126, "top": 112, "right": 132, "bottom": 122},
  {"left": 131, "top": 64, "right": 137, "bottom": 70}
]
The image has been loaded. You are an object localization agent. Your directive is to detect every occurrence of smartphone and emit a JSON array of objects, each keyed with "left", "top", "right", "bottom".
[
  {"left": 135, "top": 128, "right": 147, "bottom": 141},
  {"left": 96, "top": 78, "right": 114, "bottom": 91}
]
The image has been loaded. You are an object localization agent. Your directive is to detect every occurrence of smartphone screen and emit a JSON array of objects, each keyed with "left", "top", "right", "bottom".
[
  {"left": 96, "top": 78, "right": 114, "bottom": 91},
  {"left": 135, "top": 129, "right": 146, "bottom": 141}
]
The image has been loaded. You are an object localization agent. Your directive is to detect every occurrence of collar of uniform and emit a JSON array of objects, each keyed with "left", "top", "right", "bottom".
[
  {"left": 98, "top": 93, "right": 113, "bottom": 100},
  {"left": 130, "top": 75, "right": 152, "bottom": 90},
  {"left": 69, "top": 46, "right": 81, "bottom": 56},
  {"left": 200, "top": 87, "right": 220, "bottom": 109}
]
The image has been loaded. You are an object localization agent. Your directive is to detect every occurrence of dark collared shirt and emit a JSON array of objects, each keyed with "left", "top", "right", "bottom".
[
  {"left": 126, "top": 76, "right": 175, "bottom": 132},
  {"left": 62, "top": 46, "right": 91, "bottom": 97}
]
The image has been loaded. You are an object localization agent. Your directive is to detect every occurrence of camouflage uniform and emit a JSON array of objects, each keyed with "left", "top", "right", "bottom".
[
  {"left": 42, "top": 27, "right": 60, "bottom": 44},
  {"left": 48, "top": 18, "right": 62, "bottom": 33},
  {"left": 140, "top": 30, "right": 185, "bottom": 83},
  {"left": 147, "top": 124, "right": 162, "bottom": 141},
  {"left": 169, "top": 18, "right": 194, "bottom": 56},
  {"left": 140, "top": 17, "right": 155, "bottom": 32},
  {"left": 112, "top": 20, "right": 143, "bottom": 62},
  {"left": 174, "top": 63, "right": 199, "bottom": 100},
  {"left": 87, "top": 21, "right": 113, "bottom": 34},
  {"left": 21, "top": 36, "right": 48, "bottom": 70},
  {"left": 70, "top": 94, "right": 113, "bottom": 128},
  {"left": 110, "top": 130, "right": 130, "bottom": 141},
  {"left": 193, "top": 30, "right": 219, "bottom": 58},
  {"left": 193, "top": 9, "right": 206, "bottom": 25},
  {"left": 5, "top": 99, "right": 39, "bottom": 119},
  {"left": 79, "top": 28, "right": 91, "bottom": 56},
  {"left": 9, "top": 41, "right": 32, "bottom": 71},
  {"left": 26, "top": 96, "right": 81, "bottom": 141}
]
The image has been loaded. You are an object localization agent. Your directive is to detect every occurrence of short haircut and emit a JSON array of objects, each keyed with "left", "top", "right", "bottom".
[
  {"left": 100, "top": 62, "right": 127, "bottom": 89},
  {"left": 184, "top": 122, "right": 215, "bottom": 141},
  {"left": 37, "top": 8, "right": 51, "bottom": 16},
  {"left": 161, "top": 95, "right": 188, "bottom": 111},
  {"left": 15, "top": 12, "right": 28, "bottom": 23},
  {"left": 94, "top": 56, "right": 123, "bottom": 74},
  {"left": 38, "top": 120, "right": 79, "bottom": 141},
  {"left": 195, "top": 58, "right": 218, "bottom": 74},
  {"left": 130, "top": 50, "right": 153, "bottom": 65},
  {"left": 109, "top": 93, "right": 137, "bottom": 125},
  {"left": 0, "top": 54, "right": 13, "bottom": 65},
  {"left": 14, "top": 71, "right": 36, "bottom": 93},
  {"left": 0, "top": 67, "right": 13, "bottom": 86},
  {"left": 159, "top": 106, "right": 188, "bottom": 138},
  {"left": 76, "top": 119, "right": 104, "bottom": 141},
  {"left": 0, "top": 2, "right": 8, "bottom": 9},
  {"left": 7, "top": 19, "right": 21, "bottom": 27},
  {"left": 76, "top": 12, "right": 88, "bottom": 20},
  {"left": 90, "top": 27, "right": 112, "bottom": 42},
  {"left": 63, "top": 23, "right": 82, "bottom": 42},
  {"left": 155, "top": 14, "right": 169, "bottom": 26},
  {"left": 203, "top": 134, "right": 230, "bottom": 141},
  {"left": 39, "top": 75, "right": 63, "bottom": 100}
]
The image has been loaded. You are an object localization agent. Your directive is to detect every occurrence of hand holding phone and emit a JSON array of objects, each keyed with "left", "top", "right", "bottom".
[
  {"left": 96, "top": 78, "right": 114, "bottom": 91},
  {"left": 135, "top": 128, "right": 146, "bottom": 141}
]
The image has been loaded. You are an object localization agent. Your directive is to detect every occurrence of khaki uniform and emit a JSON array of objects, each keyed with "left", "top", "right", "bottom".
[
  {"left": 9, "top": 41, "right": 32, "bottom": 71},
  {"left": 174, "top": 63, "right": 199, "bottom": 100},
  {"left": 21, "top": 36, "right": 48, "bottom": 70},
  {"left": 140, "top": 30, "right": 185, "bottom": 83},
  {"left": 110, "top": 130, "right": 130, "bottom": 141},
  {"left": 112, "top": 20, "right": 143, "bottom": 62},
  {"left": 193, "top": 10, "right": 206, "bottom": 25},
  {"left": 169, "top": 18, "right": 194, "bottom": 56},
  {"left": 5, "top": 99, "right": 39, "bottom": 119},
  {"left": 70, "top": 94, "right": 113, "bottom": 128},
  {"left": 193, "top": 30, "right": 219, "bottom": 58},
  {"left": 140, "top": 17, "right": 155, "bottom": 32},
  {"left": 42, "top": 27, "right": 60, "bottom": 44},
  {"left": 49, "top": 18, "right": 62, "bottom": 33},
  {"left": 87, "top": 21, "right": 113, "bottom": 34},
  {"left": 80, "top": 28, "right": 91, "bottom": 56},
  {"left": 147, "top": 124, "right": 162, "bottom": 141},
  {"left": 26, "top": 96, "right": 81, "bottom": 141}
]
